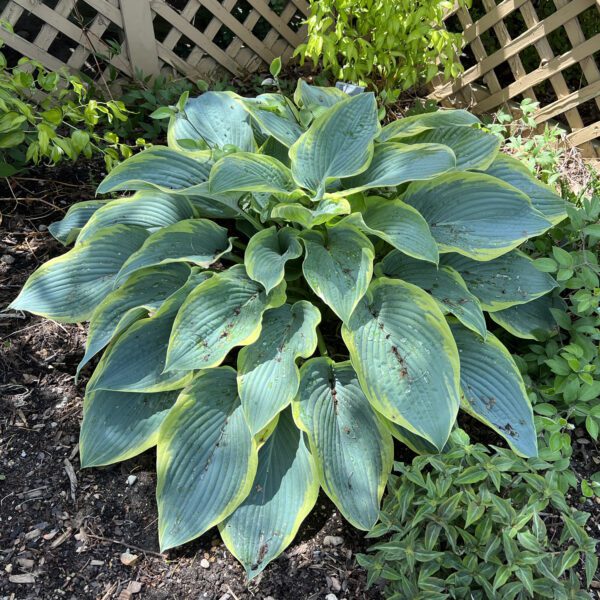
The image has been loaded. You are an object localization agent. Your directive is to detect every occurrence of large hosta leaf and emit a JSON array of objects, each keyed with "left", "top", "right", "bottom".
[
  {"left": 339, "top": 142, "right": 455, "bottom": 194},
  {"left": 400, "top": 126, "right": 500, "bottom": 171},
  {"left": 379, "top": 110, "right": 481, "bottom": 142},
  {"left": 383, "top": 418, "right": 441, "bottom": 455},
  {"left": 294, "top": 358, "right": 393, "bottom": 529},
  {"left": 97, "top": 146, "right": 213, "bottom": 195},
  {"left": 483, "top": 154, "right": 567, "bottom": 225},
  {"left": 168, "top": 91, "right": 256, "bottom": 152},
  {"left": 49, "top": 200, "right": 106, "bottom": 245},
  {"left": 157, "top": 367, "right": 258, "bottom": 550},
  {"left": 209, "top": 153, "right": 296, "bottom": 195},
  {"left": 77, "top": 192, "right": 195, "bottom": 243},
  {"left": 290, "top": 93, "right": 379, "bottom": 194},
  {"left": 80, "top": 389, "right": 179, "bottom": 467},
  {"left": 403, "top": 172, "right": 551, "bottom": 260},
  {"left": 379, "top": 251, "right": 486, "bottom": 338},
  {"left": 441, "top": 251, "right": 558, "bottom": 311},
  {"left": 450, "top": 323, "right": 537, "bottom": 457},
  {"left": 342, "top": 278, "right": 460, "bottom": 450},
  {"left": 489, "top": 294, "right": 564, "bottom": 340},
  {"left": 345, "top": 196, "right": 439, "bottom": 264},
  {"left": 241, "top": 93, "right": 304, "bottom": 147},
  {"left": 245, "top": 227, "right": 303, "bottom": 293},
  {"left": 165, "top": 265, "right": 286, "bottom": 371},
  {"left": 88, "top": 274, "right": 210, "bottom": 393},
  {"left": 237, "top": 302, "right": 320, "bottom": 435},
  {"left": 116, "top": 218, "right": 231, "bottom": 283},
  {"left": 9, "top": 225, "right": 148, "bottom": 322},
  {"left": 219, "top": 408, "right": 318, "bottom": 578},
  {"left": 78, "top": 263, "right": 192, "bottom": 375},
  {"left": 302, "top": 223, "right": 374, "bottom": 322},
  {"left": 294, "top": 79, "right": 347, "bottom": 113},
  {"left": 271, "top": 197, "right": 351, "bottom": 228}
]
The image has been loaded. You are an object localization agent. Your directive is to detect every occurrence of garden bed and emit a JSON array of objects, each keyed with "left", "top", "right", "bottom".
[
  {"left": 1, "top": 160, "right": 598, "bottom": 599},
  {"left": 0, "top": 164, "right": 381, "bottom": 600}
]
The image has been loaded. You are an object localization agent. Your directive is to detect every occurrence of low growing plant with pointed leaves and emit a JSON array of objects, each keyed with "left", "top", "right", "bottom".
[{"left": 11, "top": 83, "right": 567, "bottom": 577}]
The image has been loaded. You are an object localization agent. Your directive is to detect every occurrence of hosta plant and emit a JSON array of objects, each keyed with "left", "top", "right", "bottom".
[{"left": 10, "top": 83, "right": 568, "bottom": 577}]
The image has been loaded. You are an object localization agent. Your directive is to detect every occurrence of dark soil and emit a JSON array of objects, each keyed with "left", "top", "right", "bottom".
[{"left": 0, "top": 164, "right": 383, "bottom": 600}]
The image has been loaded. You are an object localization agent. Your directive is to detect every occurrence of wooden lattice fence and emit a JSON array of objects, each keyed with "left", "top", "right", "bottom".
[
  {"left": 432, "top": 0, "right": 600, "bottom": 158},
  {"left": 1, "top": 0, "right": 599, "bottom": 156},
  {"left": 0, "top": 0, "right": 307, "bottom": 82}
]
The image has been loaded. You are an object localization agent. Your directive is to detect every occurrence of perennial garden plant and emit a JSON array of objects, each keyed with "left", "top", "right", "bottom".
[{"left": 11, "top": 82, "right": 572, "bottom": 577}]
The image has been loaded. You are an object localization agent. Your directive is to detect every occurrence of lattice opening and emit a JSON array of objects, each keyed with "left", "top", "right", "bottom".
[
  {"left": 251, "top": 15, "right": 272, "bottom": 42},
  {"left": 172, "top": 33, "right": 196, "bottom": 60},
  {"left": 47, "top": 31, "right": 80, "bottom": 64},
  {"left": 577, "top": 99, "right": 600, "bottom": 127},
  {"left": 232, "top": 0, "right": 253, "bottom": 25},
  {"left": 214, "top": 24, "right": 236, "bottom": 50},
  {"left": 153, "top": 14, "right": 177, "bottom": 44},
  {"left": 520, "top": 46, "right": 541, "bottom": 74},
  {"left": 288, "top": 10, "right": 304, "bottom": 33},
  {"left": 12, "top": 10, "right": 46, "bottom": 43},
  {"left": 503, "top": 9, "right": 528, "bottom": 40},
  {"left": 269, "top": 0, "right": 288, "bottom": 17},
  {"left": 562, "top": 62, "right": 586, "bottom": 91},
  {"left": 190, "top": 5, "right": 214, "bottom": 32}
]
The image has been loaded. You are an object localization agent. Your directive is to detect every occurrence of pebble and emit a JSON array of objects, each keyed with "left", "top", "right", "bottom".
[
  {"left": 39, "top": 224, "right": 48, "bottom": 231},
  {"left": 120, "top": 552, "right": 139, "bottom": 566},
  {"left": 330, "top": 576, "right": 342, "bottom": 592},
  {"left": 1, "top": 254, "right": 15, "bottom": 264},
  {"left": 325, "top": 594, "right": 338, "bottom": 600},
  {"left": 200, "top": 558, "right": 210, "bottom": 569},
  {"left": 323, "top": 535, "right": 344, "bottom": 547},
  {"left": 126, "top": 475, "right": 138, "bottom": 486}
]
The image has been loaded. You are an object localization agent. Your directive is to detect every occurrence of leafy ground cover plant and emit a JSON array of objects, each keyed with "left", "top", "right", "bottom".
[
  {"left": 296, "top": 0, "right": 470, "bottom": 102},
  {"left": 10, "top": 83, "right": 568, "bottom": 576},
  {"left": 358, "top": 430, "right": 597, "bottom": 599}
]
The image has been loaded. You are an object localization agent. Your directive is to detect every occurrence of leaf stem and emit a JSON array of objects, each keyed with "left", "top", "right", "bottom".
[{"left": 316, "top": 327, "right": 329, "bottom": 356}]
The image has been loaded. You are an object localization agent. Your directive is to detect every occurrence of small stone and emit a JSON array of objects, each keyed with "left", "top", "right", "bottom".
[
  {"left": 330, "top": 576, "right": 342, "bottom": 592},
  {"left": 325, "top": 594, "right": 338, "bottom": 600},
  {"left": 39, "top": 224, "right": 48, "bottom": 231},
  {"left": 323, "top": 535, "right": 344, "bottom": 547},
  {"left": 126, "top": 475, "right": 138, "bottom": 486},
  {"left": 200, "top": 558, "right": 210, "bottom": 569},
  {"left": 16, "top": 558, "right": 34, "bottom": 569},
  {"left": 218, "top": 594, "right": 230, "bottom": 600},
  {"left": 9, "top": 574, "right": 35, "bottom": 584},
  {"left": 5, "top": 563, "right": 12, "bottom": 573},
  {"left": 128, "top": 581, "right": 143, "bottom": 594},
  {"left": 90, "top": 560, "right": 104, "bottom": 566},
  {"left": 120, "top": 552, "right": 139, "bottom": 566},
  {"left": 1, "top": 254, "right": 15, "bottom": 265}
]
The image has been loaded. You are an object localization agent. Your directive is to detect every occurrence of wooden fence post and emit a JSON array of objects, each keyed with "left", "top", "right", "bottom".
[{"left": 120, "top": 0, "right": 160, "bottom": 79}]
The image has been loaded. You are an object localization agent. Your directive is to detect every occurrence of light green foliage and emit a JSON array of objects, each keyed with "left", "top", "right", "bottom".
[
  {"left": 295, "top": 0, "right": 470, "bottom": 102},
  {"left": 12, "top": 84, "right": 562, "bottom": 576},
  {"left": 359, "top": 430, "right": 597, "bottom": 599},
  {"left": 0, "top": 31, "right": 138, "bottom": 175}
]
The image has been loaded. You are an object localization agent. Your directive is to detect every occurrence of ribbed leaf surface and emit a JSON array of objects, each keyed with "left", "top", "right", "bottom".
[
  {"left": 219, "top": 409, "right": 318, "bottom": 578},
  {"left": 245, "top": 227, "right": 302, "bottom": 293},
  {"left": 378, "top": 110, "right": 480, "bottom": 142},
  {"left": 77, "top": 192, "right": 195, "bottom": 243},
  {"left": 157, "top": 368, "right": 258, "bottom": 550},
  {"left": 9, "top": 225, "right": 148, "bottom": 322},
  {"left": 168, "top": 92, "right": 256, "bottom": 151},
  {"left": 442, "top": 251, "right": 558, "bottom": 311},
  {"left": 48, "top": 200, "right": 106, "bottom": 245},
  {"left": 290, "top": 93, "right": 379, "bottom": 193},
  {"left": 78, "top": 263, "right": 191, "bottom": 375},
  {"left": 379, "top": 250, "right": 486, "bottom": 338},
  {"left": 483, "top": 154, "right": 567, "bottom": 225},
  {"left": 302, "top": 223, "right": 374, "bottom": 322},
  {"left": 80, "top": 389, "right": 179, "bottom": 467},
  {"left": 238, "top": 302, "right": 320, "bottom": 435},
  {"left": 97, "top": 146, "right": 213, "bottom": 195},
  {"left": 342, "top": 278, "right": 460, "bottom": 449},
  {"left": 451, "top": 323, "right": 537, "bottom": 457},
  {"left": 166, "top": 265, "right": 286, "bottom": 371},
  {"left": 294, "top": 358, "right": 393, "bottom": 529},
  {"left": 345, "top": 196, "right": 438, "bottom": 264},
  {"left": 404, "top": 172, "right": 551, "bottom": 260},
  {"left": 116, "top": 218, "right": 231, "bottom": 283}
]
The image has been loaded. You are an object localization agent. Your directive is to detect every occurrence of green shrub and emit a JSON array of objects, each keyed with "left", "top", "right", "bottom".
[
  {"left": 296, "top": 0, "right": 470, "bottom": 102},
  {"left": 11, "top": 85, "right": 567, "bottom": 576},
  {"left": 0, "top": 23, "right": 143, "bottom": 175},
  {"left": 358, "top": 430, "right": 597, "bottom": 599}
]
